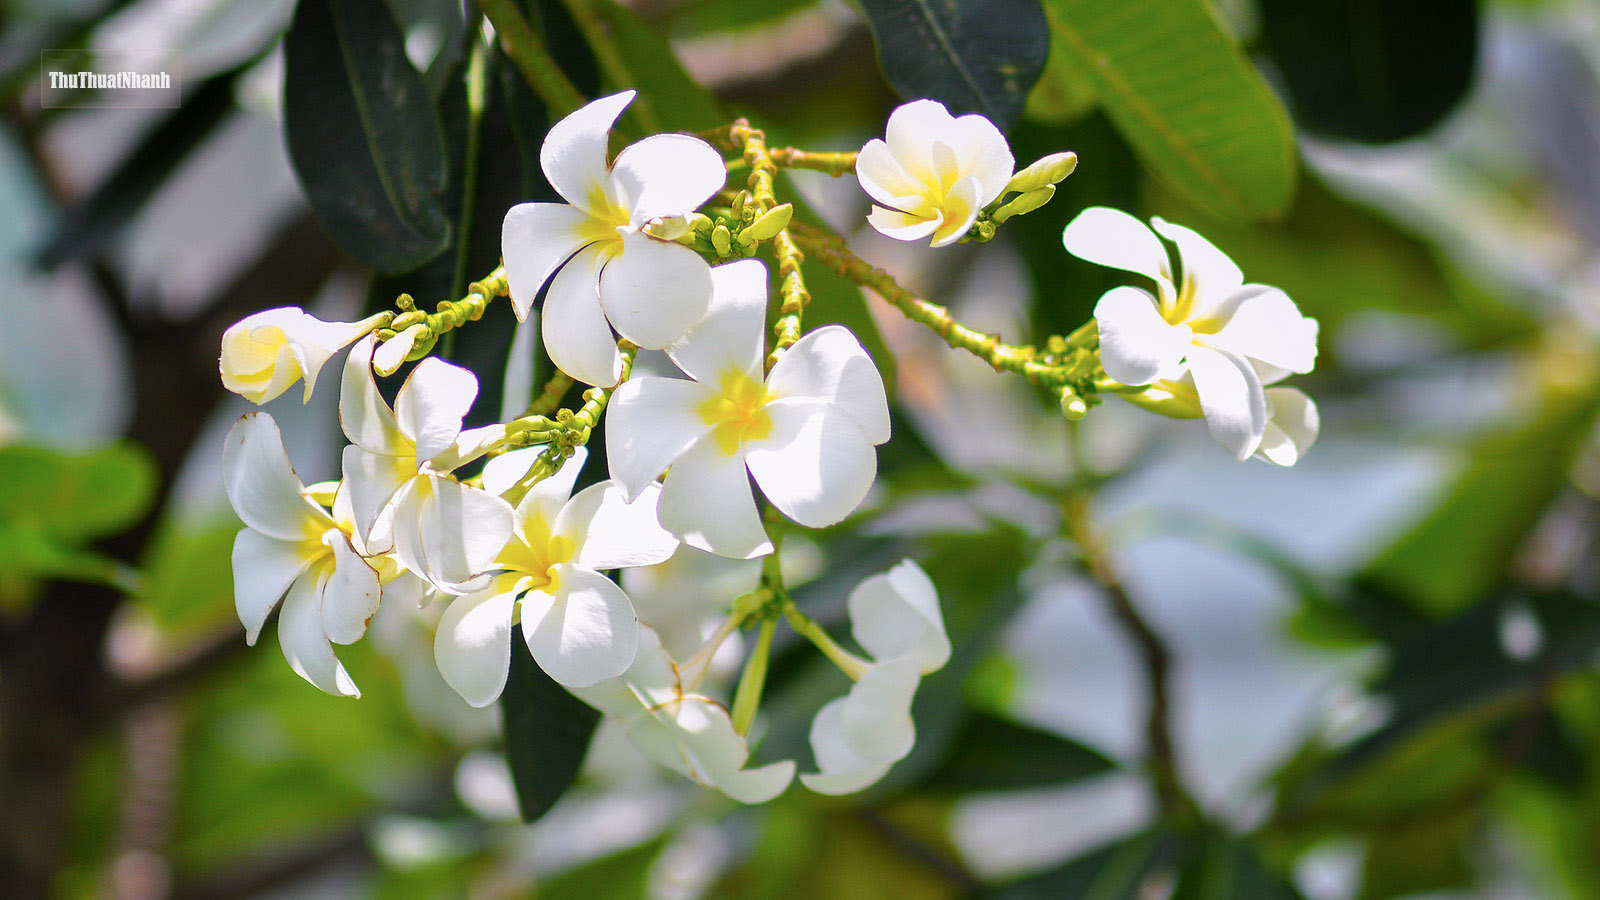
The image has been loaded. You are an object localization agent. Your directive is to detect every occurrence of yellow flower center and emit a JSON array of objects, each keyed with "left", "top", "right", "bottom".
[
  {"left": 698, "top": 370, "right": 773, "bottom": 455},
  {"left": 498, "top": 529, "right": 576, "bottom": 593}
]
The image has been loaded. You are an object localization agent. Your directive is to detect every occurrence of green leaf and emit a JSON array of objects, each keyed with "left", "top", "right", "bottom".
[
  {"left": 582, "top": 0, "right": 726, "bottom": 135},
  {"left": 283, "top": 0, "right": 451, "bottom": 274},
  {"left": 919, "top": 712, "right": 1116, "bottom": 793},
  {"left": 1359, "top": 373, "right": 1600, "bottom": 617},
  {"left": 535, "top": 836, "right": 667, "bottom": 898},
  {"left": 500, "top": 642, "right": 601, "bottom": 822},
  {"left": 1041, "top": 0, "right": 1297, "bottom": 220},
  {"left": 986, "top": 831, "right": 1181, "bottom": 900},
  {"left": 1257, "top": 0, "right": 1479, "bottom": 144},
  {"left": 857, "top": 0, "right": 1050, "bottom": 130},
  {"left": 0, "top": 441, "right": 157, "bottom": 544}
]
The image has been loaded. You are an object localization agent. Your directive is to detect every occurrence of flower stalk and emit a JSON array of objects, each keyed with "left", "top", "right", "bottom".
[{"left": 729, "top": 120, "right": 811, "bottom": 369}]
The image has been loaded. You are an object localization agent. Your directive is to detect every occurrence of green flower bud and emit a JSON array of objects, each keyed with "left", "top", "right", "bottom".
[
  {"left": 1004, "top": 151, "right": 1077, "bottom": 195},
  {"left": 991, "top": 185, "right": 1056, "bottom": 224},
  {"left": 739, "top": 203, "right": 793, "bottom": 244}
]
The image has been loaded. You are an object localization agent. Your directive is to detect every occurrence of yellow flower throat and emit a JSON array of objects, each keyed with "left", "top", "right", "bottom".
[{"left": 699, "top": 371, "right": 774, "bottom": 455}]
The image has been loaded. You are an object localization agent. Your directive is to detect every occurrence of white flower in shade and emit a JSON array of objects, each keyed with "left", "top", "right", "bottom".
[
  {"left": 571, "top": 626, "right": 795, "bottom": 803},
  {"left": 802, "top": 560, "right": 949, "bottom": 795},
  {"left": 432, "top": 449, "right": 678, "bottom": 705},
  {"left": 338, "top": 336, "right": 513, "bottom": 593},
  {"left": 607, "top": 259, "right": 889, "bottom": 559},
  {"left": 223, "top": 412, "right": 380, "bottom": 697},
  {"left": 500, "top": 90, "right": 726, "bottom": 388},
  {"left": 1063, "top": 207, "right": 1319, "bottom": 460},
  {"left": 220, "top": 307, "right": 383, "bottom": 404},
  {"left": 857, "top": 99, "right": 1014, "bottom": 248}
]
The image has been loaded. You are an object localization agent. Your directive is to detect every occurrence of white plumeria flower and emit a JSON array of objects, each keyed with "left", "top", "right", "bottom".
[
  {"left": 339, "top": 336, "right": 513, "bottom": 594},
  {"left": 857, "top": 99, "right": 1015, "bottom": 248},
  {"left": 220, "top": 307, "right": 384, "bottom": 404},
  {"left": 223, "top": 412, "right": 380, "bottom": 697},
  {"left": 1135, "top": 376, "right": 1321, "bottom": 467},
  {"left": 571, "top": 626, "right": 795, "bottom": 803},
  {"left": 607, "top": 259, "right": 890, "bottom": 559},
  {"left": 803, "top": 560, "right": 949, "bottom": 795},
  {"left": 500, "top": 90, "right": 726, "bottom": 388},
  {"left": 1063, "top": 207, "right": 1319, "bottom": 460},
  {"left": 432, "top": 448, "right": 678, "bottom": 705}
]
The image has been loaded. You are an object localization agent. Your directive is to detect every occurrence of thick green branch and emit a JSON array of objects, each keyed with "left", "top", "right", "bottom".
[
  {"left": 730, "top": 120, "right": 810, "bottom": 369},
  {"left": 770, "top": 147, "right": 857, "bottom": 176}
]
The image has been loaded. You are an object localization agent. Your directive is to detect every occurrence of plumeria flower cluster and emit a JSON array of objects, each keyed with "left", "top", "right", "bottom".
[{"left": 215, "top": 90, "right": 1320, "bottom": 804}]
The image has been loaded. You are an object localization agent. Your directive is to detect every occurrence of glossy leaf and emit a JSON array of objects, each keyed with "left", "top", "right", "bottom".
[
  {"left": 500, "top": 640, "right": 600, "bottom": 822},
  {"left": 283, "top": 0, "right": 451, "bottom": 273},
  {"left": 1257, "top": 0, "right": 1479, "bottom": 143},
  {"left": 919, "top": 712, "right": 1116, "bottom": 793},
  {"left": 582, "top": 0, "right": 726, "bottom": 135},
  {"left": 0, "top": 442, "right": 157, "bottom": 544},
  {"left": 1359, "top": 373, "right": 1600, "bottom": 617},
  {"left": 858, "top": 0, "right": 1050, "bottom": 130},
  {"left": 1041, "top": 0, "right": 1297, "bottom": 220}
]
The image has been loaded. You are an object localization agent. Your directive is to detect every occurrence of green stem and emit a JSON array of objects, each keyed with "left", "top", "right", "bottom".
[
  {"left": 442, "top": 38, "right": 489, "bottom": 359},
  {"left": 475, "top": 0, "right": 585, "bottom": 117},
  {"left": 730, "top": 618, "right": 776, "bottom": 735},
  {"left": 730, "top": 121, "right": 810, "bottom": 369},
  {"left": 523, "top": 371, "right": 574, "bottom": 418},
  {"left": 769, "top": 147, "right": 857, "bottom": 177},
  {"left": 783, "top": 602, "right": 868, "bottom": 680}
]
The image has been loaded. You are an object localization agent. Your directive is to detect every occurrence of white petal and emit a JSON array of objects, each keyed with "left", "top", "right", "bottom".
[
  {"left": 1187, "top": 346, "right": 1268, "bottom": 461},
  {"left": 849, "top": 560, "right": 949, "bottom": 674},
  {"left": 950, "top": 113, "right": 1014, "bottom": 208},
  {"left": 338, "top": 336, "right": 407, "bottom": 456},
  {"left": 222, "top": 413, "right": 328, "bottom": 542},
  {"left": 1151, "top": 217, "right": 1244, "bottom": 313},
  {"left": 658, "top": 434, "right": 771, "bottom": 559},
  {"left": 521, "top": 567, "right": 639, "bottom": 687},
  {"left": 284, "top": 313, "right": 373, "bottom": 402},
  {"left": 866, "top": 205, "right": 941, "bottom": 243},
  {"left": 542, "top": 244, "right": 624, "bottom": 387},
  {"left": 884, "top": 99, "right": 956, "bottom": 184},
  {"left": 605, "top": 376, "right": 715, "bottom": 500},
  {"left": 666, "top": 258, "right": 769, "bottom": 384},
  {"left": 1256, "top": 388, "right": 1319, "bottom": 467},
  {"left": 1203, "top": 287, "right": 1319, "bottom": 374},
  {"left": 395, "top": 357, "right": 477, "bottom": 464},
  {"left": 541, "top": 90, "right": 634, "bottom": 216},
  {"left": 855, "top": 139, "right": 922, "bottom": 205},
  {"left": 483, "top": 445, "right": 587, "bottom": 502},
  {"left": 501, "top": 202, "right": 596, "bottom": 321},
  {"left": 1062, "top": 207, "right": 1173, "bottom": 291},
  {"left": 599, "top": 234, "right": 713, "bottom": 350},
  {"left": 767, "top": 325, "right": 889, "bottom": 443},
  {"left": 839, "top": 657, "right": 921, "bottom": 762},
  {"left": 232, "top": 529, "right": 312, "bottom": 645},
  {"left": 319, "top": 531, "right": 381, "bottom": 645},
  {"left": 714, "top": 759, "right": 798, "bottom": 804},
  {"left": 433, "top": 577, "right": 518, "bottom": 707},
  {"left": 745, "top": 400, "right": 876, "bottom": 529},
  {"left": 800, "top": 697, "right": 891, "bottom": 795},
  {"left": 340, "top": 445, "right": 412, "bottom": 550},
  {"left": 394, "top": 476, "right": 516, "bottom": 592},
  {"left": 557, "top": 482, "right": 679, "bottom": 570},
  {"left": 1093, "top": 287, "right": 1190, "bottom": 386},
  {"left": 568, "top": 623, "right": 680, "bottom": 715},
  {"left": 609, "top": 133, "right": 726, "bottom": 223},
  {"left": 278, "top": 571, "right": 359, "bottom": 698}
]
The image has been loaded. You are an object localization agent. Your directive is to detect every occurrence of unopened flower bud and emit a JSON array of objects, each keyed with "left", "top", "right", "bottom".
[
  {"left": 739, "top": 203, "right": 793, "bottom": 244},
  {"left": 1004, "top": 151, "right": 1077, "bottom": 195},
  {"left": 219, "top": 308, "right": 385, "bottom": 404},
  {"left": 991, "top": 185, "right": 1056, "bottom": 224}
]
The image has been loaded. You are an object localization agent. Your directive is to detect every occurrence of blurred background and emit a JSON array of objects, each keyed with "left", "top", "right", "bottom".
[{"left": 3, "top": 0, "right": 1600, "bottom": 897}]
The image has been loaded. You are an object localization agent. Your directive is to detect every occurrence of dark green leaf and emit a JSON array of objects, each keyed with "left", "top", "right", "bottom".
[
  {"left": 1170, "top": 838, "right": 1303, "bottom": 900},
  {"left": 534, "top": 836, "right": 667, "bottom": 898},
  {"left": 583, "top": 0, "right": 727, "bottom": 135},
  {"left": 0, "top": 441, "right": 157, "bottom": 544},
  {"left": 919, "top": 712, "right": 1116, "bottom": 793},
  {"left": 986, "top": 831, "right": 1181, "bottom": 900},
  {"left": 283, "top": 0, "right": 451, "bottom": 273},
  {"left": 501, "top": 641, "right": 601, "bottom": 822},
  {"left": 1041, "top": 0, "right": 1297, "bottom": 220},
  {"left": 858, "top": 0, "right": 1049, "bottom": 130},
  {"left": 1257, "top": 0, "right": 1479, "bottom": 143}
]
